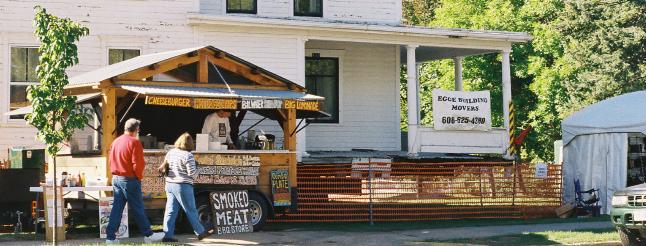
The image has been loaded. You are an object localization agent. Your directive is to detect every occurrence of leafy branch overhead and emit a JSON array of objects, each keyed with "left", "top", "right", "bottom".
[{"left": 26, "top": 6, "right": 90, "bottom": 155}]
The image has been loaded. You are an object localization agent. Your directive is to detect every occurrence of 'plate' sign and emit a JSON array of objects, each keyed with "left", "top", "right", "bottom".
[{"left": 210, "top": 191, "right": 254, "bottom": 235}]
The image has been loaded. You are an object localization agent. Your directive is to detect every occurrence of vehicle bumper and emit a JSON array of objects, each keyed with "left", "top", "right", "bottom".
[{"left": 611, "top": 207, "right": 646, "bottom": 230}]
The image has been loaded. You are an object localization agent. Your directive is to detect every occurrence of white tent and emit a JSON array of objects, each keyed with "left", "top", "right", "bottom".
[{"left": 562, "top": 91, "right": 646, "bottom": 214}]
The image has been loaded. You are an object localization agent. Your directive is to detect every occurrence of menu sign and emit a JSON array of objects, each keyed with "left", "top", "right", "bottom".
[
  {"left": 210, "top": 191, "right": 254, "bottom": 235},
  {"left": 270, "top": 169, "right": 291, "bottom": 206},
  {"left": 145, "top": 96, "right": 237, "bottom": 110}
]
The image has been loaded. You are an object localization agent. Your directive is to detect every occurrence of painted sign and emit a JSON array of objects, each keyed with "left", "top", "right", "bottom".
[
  {"left": 193, "top": 98, "right": 238, "bottom": 110},
  {"left": 210, "top": 191, "right": 254, "bottom": 235},
  {"left": 535, "top": 162, "right": 548, "bottom": 179},
  {"left": 145, "top": 96, "right": 237, "bottom": 110},
  {"left": 432, "top": 89, "right": 491, "bottom": 131},
  {"left": 270, "top": 169, "right": 291, "bottom": 207},
  {"left": 241, "top": 99, "right": 283, "bottom": 109},
  {"left": 99, "top": 197, "right": 129, "bottom": 239},
  {"left": 284, "top": 100, "right": 321, "bottom": 111},
  {"left": 145, "top": 96, "right": 192, "bottom": 107}
]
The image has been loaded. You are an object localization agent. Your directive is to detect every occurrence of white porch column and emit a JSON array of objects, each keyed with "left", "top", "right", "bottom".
[
  {"left": 296, "top": 38, "right": 309, "bottom": 161},
  {"left": 453, "top": 57, "right": 463, "bottom": 91},
  {"left": 406, "top": 45, "right": 419, "bottom": 154},
  {"left": 501, "top": 50, "right": 512, "bottom": 146}
]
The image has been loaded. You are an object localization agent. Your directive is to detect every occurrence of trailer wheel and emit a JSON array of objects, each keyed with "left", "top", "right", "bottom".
[
  {"left": 195, "top": 196, "right": 214, "bottom": 230},
  {"left": 248, "top": 192, "right": 269, "bottom": 231}
]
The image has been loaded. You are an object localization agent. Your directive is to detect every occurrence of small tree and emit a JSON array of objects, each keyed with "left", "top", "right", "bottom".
[{"left": 26, "top": 6, "right": 89, "bottom": 244}]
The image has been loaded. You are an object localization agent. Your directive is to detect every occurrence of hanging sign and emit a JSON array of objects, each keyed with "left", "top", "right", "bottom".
[
  {"left": 145, "top": 96, "right": 192, "bottom": 107},
  {"left": 432, "top": 89, "right": 491, "bottom": 131},
  {"left": 193, "top": 98, "right": 238, "bottom": 110},
  {"left": 270, "top": 169, "right": 291, "bottom": 206},
  {"left": 241, "top": 99, "right": 283, "bottom": 109},
  {"left": 284, "top": 100, "right": 321, "bottom": 111},
  {"left": 210, "top": 190, "right": 254, "bottom": 235},
  {"left": 535, "top": 162, "right": 548, "bottom": 179},
  {"left": 145, "top": 96, "right": 238, "bottom": 110}
]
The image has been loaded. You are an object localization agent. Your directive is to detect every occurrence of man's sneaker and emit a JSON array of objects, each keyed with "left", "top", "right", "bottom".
[
  {"left": 105, "top": 239, "right": 120, "bottom": 244},
  {"left": 162, "top": 237, "right": 179, "bottom": 242},
  {"left": 144, "top": 232, "right": 165, "bottom": 243}
]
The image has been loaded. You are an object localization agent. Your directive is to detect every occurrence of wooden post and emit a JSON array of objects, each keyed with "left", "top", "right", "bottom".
[
  {"left": 282, "top": 108, "right": 297, "bottom": 186},
  {"left": 197, "top": 51, "right": 209, "bottom": 83},
  {"left": 102, "top": 87, "right": 117, "bottom": 184},
  {"left": 44, "top": 186, "right": 65, "bottom": 241}
]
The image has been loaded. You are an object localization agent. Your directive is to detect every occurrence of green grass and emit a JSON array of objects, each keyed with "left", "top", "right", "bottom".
[
  {"left": 420, "top": 228, "right": 619, "bottom": 246},
  {"left": 262, "top": 215, "right": 610, "bottom": 232}
]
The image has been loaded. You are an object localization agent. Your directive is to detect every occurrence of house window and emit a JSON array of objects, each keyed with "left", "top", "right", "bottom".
[
  {"left": 305, "top": 57, "right": 339, "bottom": 123},
  {"left": 227, "top": 0, "right": 257, "bottom": 14},
  {"left": 9, "top": 47, "right": 40, "bottom": 120},
  {"left": 295, "top": 0, "right": 323, "bottom": 17},
  {"left": 108, "top": 49, "right": 140, "bottom": 65}
]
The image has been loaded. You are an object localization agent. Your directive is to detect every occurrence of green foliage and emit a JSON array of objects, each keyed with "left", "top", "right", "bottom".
[
  {"left": 25, "top": 6, "right": 90, "bottom": 155},
  {"left": 402, "top": 0, "right": 646, "bottom": 161}
]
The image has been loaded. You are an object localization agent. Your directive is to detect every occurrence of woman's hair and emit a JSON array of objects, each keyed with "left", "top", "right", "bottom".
[{"left": 174, "top": 133, "right": 194, "bottom": 151}]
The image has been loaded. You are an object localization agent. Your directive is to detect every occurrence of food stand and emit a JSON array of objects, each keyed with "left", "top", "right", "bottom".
[{"left": 50, "top": 46, "right": 327, "bottom": 230}]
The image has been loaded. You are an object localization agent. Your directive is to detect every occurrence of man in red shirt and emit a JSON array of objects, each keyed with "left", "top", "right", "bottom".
[{"left": 105, "top": 118, "right": 164, "bottom": 244}]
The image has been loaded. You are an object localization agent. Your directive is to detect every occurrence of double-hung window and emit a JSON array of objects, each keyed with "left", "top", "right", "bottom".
[
  {"left": 227, "top": 0, "right": 257, "bottom": 14},
  {"left": 295, "top": 0, "right": 323, "bottom": 17},
  {"left": 305, "top": 57, "right": 339, "bottom": 123},
  {"left": 9, "top": 47, "right": 39, "bottom": 120},
  {"left": 108, "top": 49, "right": 140, "bottom": 65}
]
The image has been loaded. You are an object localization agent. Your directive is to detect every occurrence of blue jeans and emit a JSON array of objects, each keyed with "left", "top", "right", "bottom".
[
  {"left": 106, "top": 176, "right": 153, "bottom": 240},
  {"left": 163, "top": 182, "right": 205, "bottom": 238}
]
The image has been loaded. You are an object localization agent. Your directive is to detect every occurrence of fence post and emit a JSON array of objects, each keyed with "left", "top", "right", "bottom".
[
  {"left": 479, "top": 168, "right": 484, "bottom": 206},
  {"left": 368, "top": 161, "right": 374, "bottom": 226}
]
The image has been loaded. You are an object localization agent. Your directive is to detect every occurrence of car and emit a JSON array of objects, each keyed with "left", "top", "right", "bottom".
[{"left": 611, "top": 183, "right": 646, "bottom": 246}]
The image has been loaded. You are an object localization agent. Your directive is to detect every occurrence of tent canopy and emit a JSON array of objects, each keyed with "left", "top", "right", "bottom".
[{"left": 562, "top": 91, "right": 646, "bottom": 145}]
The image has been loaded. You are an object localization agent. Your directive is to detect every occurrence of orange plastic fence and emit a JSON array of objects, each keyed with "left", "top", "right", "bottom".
[{"left": 270, "top": 161, "right": 562, "bottom": 222}]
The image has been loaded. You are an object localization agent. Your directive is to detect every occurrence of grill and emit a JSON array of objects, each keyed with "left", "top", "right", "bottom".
[{"left": 628, "top": 195, "right": 646, "bottom": 207}]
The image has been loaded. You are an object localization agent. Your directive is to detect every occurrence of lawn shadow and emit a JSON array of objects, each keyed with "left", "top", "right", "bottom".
[{"left": 415, "top": 228, "right": 618, "bottom": 246}]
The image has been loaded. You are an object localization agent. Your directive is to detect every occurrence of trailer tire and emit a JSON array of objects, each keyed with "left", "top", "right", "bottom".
[{"left": 248, "top": 192, "right": 269, "bottom": 231}]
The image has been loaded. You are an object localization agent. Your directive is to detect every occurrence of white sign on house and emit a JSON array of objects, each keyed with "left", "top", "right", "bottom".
[{"left": 432, "top": 89, "right": 491, "bottom": 131}]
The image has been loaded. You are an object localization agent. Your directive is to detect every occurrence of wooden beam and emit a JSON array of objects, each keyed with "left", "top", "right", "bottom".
[
  {"left": 101, "top": 87, "right": 117, "bottom": 184},
  {"left": 114, "top": 80, "right": 289, "bottom": 91},
  {"left": 119, "top": 54, "right": 200, "bottom": 81},
  {"left": 64, "top": 86, "right": 100, "bottom": 96},
  {"left": 197, "top": 51, "right": 209, "bottom": 83},
  {"left": 281, "top": 108, "right": 298, "bottom": 188},
  {"left": 208, "top": 56, "right": 286, "bottom": 87}
]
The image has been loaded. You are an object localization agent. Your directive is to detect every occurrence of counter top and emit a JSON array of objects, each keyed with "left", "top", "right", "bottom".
[
  {"left": 144, "top": 149, "right": 295, "bottom": 154},
  {"left": 29, "top": 186, "right": 112, "bottom": 192}
]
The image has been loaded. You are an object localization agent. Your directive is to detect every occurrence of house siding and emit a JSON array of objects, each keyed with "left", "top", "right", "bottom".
[
  {"left": 0, "top": 0, "right": 404, "bottom": 160},
  {"left": 305, "top": 41, "right": 401, "bottom": 151},
  {"left": 199, "top": 0, "right": 401, "bottom": 24}
]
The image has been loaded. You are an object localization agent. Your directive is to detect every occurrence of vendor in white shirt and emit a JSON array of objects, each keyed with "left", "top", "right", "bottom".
[{"left": 201, "top": 110, "right": 236, "bottom": 149}]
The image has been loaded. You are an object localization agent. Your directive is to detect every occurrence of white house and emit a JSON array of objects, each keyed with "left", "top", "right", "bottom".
[{"left": 0, "top": 0, "right": 530, "bottom": 160}]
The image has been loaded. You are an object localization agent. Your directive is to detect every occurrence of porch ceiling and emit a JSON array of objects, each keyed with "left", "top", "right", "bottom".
[{"left": 400, "top": 45, "right": 498, "bottom": 64}]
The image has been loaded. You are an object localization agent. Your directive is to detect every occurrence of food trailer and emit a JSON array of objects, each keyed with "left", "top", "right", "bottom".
[{"left": 50, "top": 46, "right": 326, "bottom": 230}]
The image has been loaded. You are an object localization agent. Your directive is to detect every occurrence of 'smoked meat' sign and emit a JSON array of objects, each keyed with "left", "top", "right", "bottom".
[{"left": 209, "top": 190, "right": 254, "bottom": 235}]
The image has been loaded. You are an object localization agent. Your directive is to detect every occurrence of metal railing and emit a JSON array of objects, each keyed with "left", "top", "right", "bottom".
[{"left": 270, "top": 161, "right": 562, "bottom": 222}]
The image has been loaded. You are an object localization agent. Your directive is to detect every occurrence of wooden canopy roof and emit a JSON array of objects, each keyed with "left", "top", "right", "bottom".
[{"left": 65, "top": 46, "right": 306, "bottom": 95}]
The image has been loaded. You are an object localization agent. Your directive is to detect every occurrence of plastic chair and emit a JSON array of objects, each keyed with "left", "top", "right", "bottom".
[{"left": 574, "top": 179, "right": 601, "bottom": 216}]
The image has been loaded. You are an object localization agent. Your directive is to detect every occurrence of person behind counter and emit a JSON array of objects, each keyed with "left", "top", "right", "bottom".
[
  {"left": 202, "top": 109, "right": 236, "bottom": 149},
  {"left": 159, "top": 133, "right": 213, "bottom": 242},
  {"left": 106, "top": 118, "right": 164, "bottom": 244}
]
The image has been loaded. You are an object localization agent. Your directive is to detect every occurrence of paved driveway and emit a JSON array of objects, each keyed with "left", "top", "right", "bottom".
[{"left": 11, "top": 221, "right": 616, "bottom": 246}]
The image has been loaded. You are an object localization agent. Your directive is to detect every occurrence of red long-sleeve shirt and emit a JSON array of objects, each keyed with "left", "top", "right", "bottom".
[{"left": 109, "top": 134, "right": 145, "bottom": 180}]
